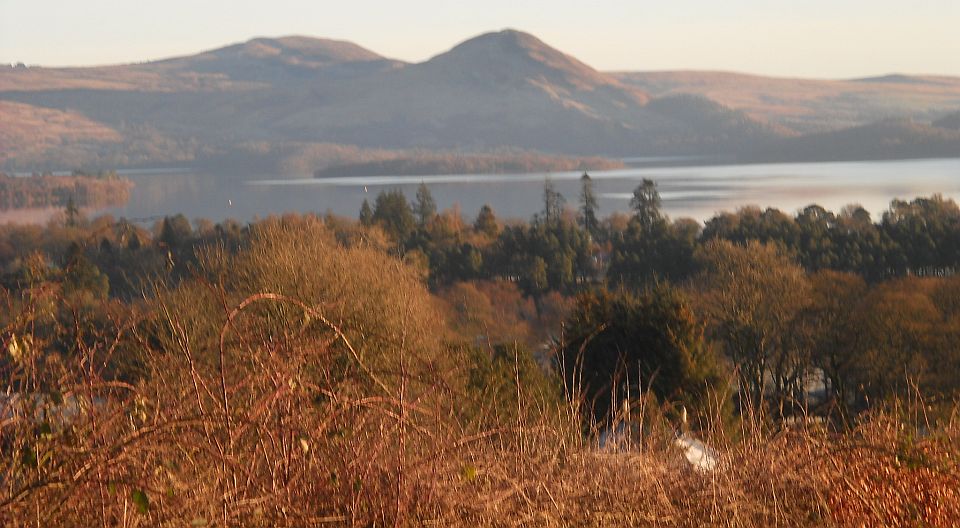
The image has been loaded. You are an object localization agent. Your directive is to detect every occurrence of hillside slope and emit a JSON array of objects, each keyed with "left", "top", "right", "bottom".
[
  {"left": 748, "top": 119, "right": 960, "bottom": 162},
  {"left": 2, "top": 30, "right": 958, "bottom": 172},
  {"left": 614, "top": 70, "right": 960, "bottom": 134},
  {"left": 0, "top": 30, "right": 783, "bottom": 169}
]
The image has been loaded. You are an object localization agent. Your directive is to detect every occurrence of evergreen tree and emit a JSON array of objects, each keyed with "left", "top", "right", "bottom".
[
  {"left": 414, "top": 182, "right": 437, "bottom": 226},
  {"left": 525, "top": 256, "right": 549, "bottom": 297},
  {"left": 559, "top": 285, "right": 726, "bottom": 428},
  {"left": 359, "top": 199, "right": 374, "bottom": 227},
  {"left": 578, "top": 172, "right": 599, "bottom": 237},
  {"left": 541, "top": 178, "right": 565, "bottom": 225},
  {"left": 608, "top": 217, "right": 698, "bottom": 288},
  {"left": 158, "top": 214, "right": 193, "bottom": 249},
  {"left": 372, "top": 189, "right": 416, "bottom": 245},
  {"left": 630, "top": 179, "right": 663, "bottom": 232},
  {"left": 63, "top": 242, "right": 109, "bottom": 300},
  {"left": 65, "top": 196, "right": 80, "bottom": 228},
  {"left": 474, "top": 204, "right": 499, "bottom": 237}
]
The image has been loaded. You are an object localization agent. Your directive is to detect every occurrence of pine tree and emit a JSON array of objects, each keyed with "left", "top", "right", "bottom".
[
  {"left": 158, "top": 214, "right": 192, "bottom": 248},
  {"left": 541, "top": 178, "right": 565, "bottom": 225},
  {"left": 359, "top": 199, "right": 374, "bottom": 227},
  {"left": 65, "top": 196, "right": 80, "bottom": 228},
  {"left": 474, "top": 204, "right": 499, "bottom": 237},
  {"left": 630, "top": 179, "right": 663, "bottom": 232},
  {"left": 372, "top": 190, "right": 416, "bottom": 244},
  {"left": 559, "top": 285, "right": 726, "bottom": 427},
  {"left": 579, "top": 172, "right": 599, "bottom": 237},
  {"left": 414, "top": 182, "right": 437, "bottom": 226}
]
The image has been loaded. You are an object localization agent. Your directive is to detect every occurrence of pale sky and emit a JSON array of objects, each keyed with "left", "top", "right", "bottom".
[{"left": 1, "top": 0, "right": 959, "bottom": 78}]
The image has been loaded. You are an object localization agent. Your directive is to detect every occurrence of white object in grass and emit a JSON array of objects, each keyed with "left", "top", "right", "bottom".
[{"left": 674, "top": 433, "right": 718, "bottom": 472}]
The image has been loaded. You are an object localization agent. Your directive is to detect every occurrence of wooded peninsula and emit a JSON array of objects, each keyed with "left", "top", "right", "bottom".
[{"left": 0, "top": 170, "right": 132, "bottom": 210}]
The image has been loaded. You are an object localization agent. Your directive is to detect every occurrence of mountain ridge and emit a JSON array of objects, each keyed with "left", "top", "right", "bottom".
[{"left": 2, "top": 29, "right": 959, "bottom": 172}]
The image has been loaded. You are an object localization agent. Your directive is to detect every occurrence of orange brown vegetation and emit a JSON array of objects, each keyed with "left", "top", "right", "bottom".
[
  {"left": 0, "top": 101, "right": 122, "bottom": 165},
  {"left": 2, "top": 218, "right": 960, "bottom": 526},
  {"left": 827, "top": 416, "right": 960, "bottom": 526},
  {"left": 0, "top": 173, "right": 132, "bottom": 210}
]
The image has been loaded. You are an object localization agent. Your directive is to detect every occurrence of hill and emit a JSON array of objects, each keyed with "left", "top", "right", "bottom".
[
  {"left": 152, "top": 36, "right": 403, "bottom": 82},
  {"left": 747, "top": 118, "right": 960, "bottom": 162},
  {"left": 256, "top": 30, "right": 777, "bottom": 156},
  {"left": 613, "top": 71, "right": 960, "bottom": 134},
  {"left": 2, "top": 31, "right": 959, "bottom": 173}
]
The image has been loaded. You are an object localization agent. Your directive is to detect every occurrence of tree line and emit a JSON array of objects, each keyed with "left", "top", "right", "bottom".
[
  {"left": 3, "top": 177, "right": 960, "bottom": 428},
  {"left": 359, "top": 175, "right": 960, "bottom": 294},
  {"left": 352, "top": 177, "right": 960, "bottom": 424},
  {"left": 0, "top": 171, "right": 132, "bottom": 210}
]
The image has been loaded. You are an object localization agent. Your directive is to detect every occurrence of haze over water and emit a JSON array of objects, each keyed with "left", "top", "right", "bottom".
[
  {"left": 92, "top": 158, "right": 960, "bottom": 224},
  {"left": 4, "top": 158, "right": 958, "bottom": 225}
]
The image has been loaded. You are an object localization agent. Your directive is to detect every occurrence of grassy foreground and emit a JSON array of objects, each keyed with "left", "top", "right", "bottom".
[
  {"left": 5, "top": 319, "right": 958, "bottom": 526},
  {"left": 2, "top": 218, "right": 958, "bottom": 527}
]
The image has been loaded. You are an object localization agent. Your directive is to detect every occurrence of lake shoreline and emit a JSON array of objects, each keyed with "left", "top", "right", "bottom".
[{"left": 2, "top": 157, "right": 959, "bottom": 226}]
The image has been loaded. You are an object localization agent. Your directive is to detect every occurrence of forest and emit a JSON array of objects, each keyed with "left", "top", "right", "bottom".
[
  {"left": 1, "top": 175, "right": 960, "bottom": 526},
  {"left": 314, "top": 150, "right": 623, "bottom": 177},
  {"left": 0, "top": 170, "right": 132, "bottom": 210}
]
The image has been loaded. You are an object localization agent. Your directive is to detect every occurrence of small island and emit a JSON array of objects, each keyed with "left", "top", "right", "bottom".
[
  {"left": 0, "top": 170, "right": 133, "bottom": 210},
  {"left": 315, "top": 150, "right": 624, "bottom": 178}
]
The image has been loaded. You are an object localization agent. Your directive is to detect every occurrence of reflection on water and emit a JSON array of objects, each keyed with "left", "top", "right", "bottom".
[
  {"left": 0, "top": 207, "right": 65, "bottom": 224},
  {"left": 3, "top": 158, "right": 959, "bottom": 225}
]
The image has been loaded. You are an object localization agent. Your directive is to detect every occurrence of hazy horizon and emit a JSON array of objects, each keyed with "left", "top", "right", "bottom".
[{"left": 2, "top": 0, "right": 960, "bottom": 78}]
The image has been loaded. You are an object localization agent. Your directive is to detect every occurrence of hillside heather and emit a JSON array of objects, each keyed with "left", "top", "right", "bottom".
[{"left": 2, "top": 214, "right": 959, "bottom": 527}]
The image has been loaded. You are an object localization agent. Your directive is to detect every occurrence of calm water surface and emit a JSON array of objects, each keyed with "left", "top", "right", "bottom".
[{"left": 5, "top": 158, "right": 959, "bottom": 224}]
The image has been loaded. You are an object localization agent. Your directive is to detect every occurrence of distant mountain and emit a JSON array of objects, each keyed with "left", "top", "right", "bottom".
[
  {"left": 0, "top": 36, "right": 398, "bottom": 92},
  {"left": 613, "top": 71, "right": 960, "bottom": 134},
  {"left": 267, "top": 31, "right": 782, "bottom": 155},
  {"left": 152, "top": 36, "right": 402, "bottom": 82},
  {"left": 423, "top": 30, "right": 626, "bottom": 94},
  {"left": 748, "top": 119, "right": 960, "bottom": 162},
  {"left": 2, "top": 30, "right": 959, "bottom": 173},
  {"left": 852, "top": 74, "right": 937, "bottom": 84},
  {"left": 263, "top": 30, "right": 655, "bottom": 153},
  {"left": 168, "top": 36, "right": 388, "bottom": 67}
]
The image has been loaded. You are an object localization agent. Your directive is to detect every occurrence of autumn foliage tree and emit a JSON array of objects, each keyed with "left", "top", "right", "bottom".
[{"left": 695, "top": 240, "right": 808, "bottom": 415}]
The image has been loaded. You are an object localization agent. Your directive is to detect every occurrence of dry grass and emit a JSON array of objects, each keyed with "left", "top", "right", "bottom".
[
  {"left": 4, "top": 299, "right": 958, "bottom": 527},
  {"left": 2, "top": 220, "right": 958, "bottom": 526}
]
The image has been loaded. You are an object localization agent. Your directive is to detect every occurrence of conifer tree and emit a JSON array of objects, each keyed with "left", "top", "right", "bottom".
[
  {"left": 474, "top": 204, "right": 499, "bottom": 237},
  {"left": 65, "top": 196, "right": 80, "bottom": 227},
  {"left": 541, "top": 178, "right": 565, "bottom": 225},
  {"left": 359, "top": 199, "right": 374, "bottom": 227},
  {"left": 579, "top": 172, "right": 599, "bottom": 237},
  {"left": 414, "top": 182, "right": 437, "bottom": 226}
]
